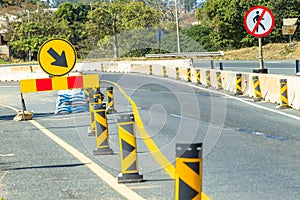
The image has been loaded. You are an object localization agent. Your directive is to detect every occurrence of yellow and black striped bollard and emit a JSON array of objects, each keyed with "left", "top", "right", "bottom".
[
  {"left": 196, "top": 69, "right": 201, "bottom": 85},
  {"left": 106, "top": 87, "right": 117, "bottom": 114},
  {"left": 186, "top": 68, "right": 191, "bottom": 82},
  {"left": 216, "top": 71, "right": 222, "bottom": 90},
  {"left": 117, "top": 114, "right": 143, "bottom": 183},
  {"left": 175, "top": 143, "right": 202, "bottom": 200},
  {"left": 205, "top": 71, "right": 211, "bottom": 87},
  {"left": 235, "top": 73, "right": 242, "bottom": 95},
  {"left": 163, "top": 66, "right": 167, "bottom": 77},
  {"left": 176, "top": 67, "right": 180, "bottom": 80},
  {"left": 277, "top": 79, "right": 290, "bottom": 109},
  {"left": 93, "top": 103, "right": 113, "bottom": 155},
  {"left": 252, "top": 76, "right": 263, "bottom": 101},
  {"left": 149, "top": 65, "right": 153, "bottom": 75}
]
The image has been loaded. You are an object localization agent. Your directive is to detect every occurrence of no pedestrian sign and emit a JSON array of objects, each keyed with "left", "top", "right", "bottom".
[
  {"left": 244, "top": 6, "right": 275, "bottom": 38},
  {"left": 38, "top": 38, "right": 77, "bottom": 77}
]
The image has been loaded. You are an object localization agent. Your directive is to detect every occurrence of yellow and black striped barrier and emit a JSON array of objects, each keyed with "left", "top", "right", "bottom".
[
  {"left": 163, "top": 66, "right": 167, "bottom": 77},
  {"left": 216, "top": 71, "right": 222, "bottom": 90},
  {"left": 196, "top": 69, "right": 201, "bottom": 85},
  {"left": 252, "top": 76, "right": 263, "bottom": 101},
  {"left": 149, "top": 65, "right": 153, "bottom": 75},
  {"left": 93, "top": 103, "right": 113, "bottom": 155},
  {"left": 106, "top": 86, "right": 117, "bottom": 114},
  {"left": 278, "top": 79, "right": 290, "bottom": 109},
  {"left": 186, "top": 68, "right": 191, "bottom": 82},
  {"left": 176, "top": 67, "right": 180, "bottom": 80},
  {"left": 175, "top": 143, "right": 202, "bottom": 200},
  {"left": 117, "top": 114, "right": 143, "bottom": 183},
  {"left": 205, "top": 71, "right": 211, "bottom": 87},
  {"left": 235, "top": 73, "right": 242, "bottom": 95}
]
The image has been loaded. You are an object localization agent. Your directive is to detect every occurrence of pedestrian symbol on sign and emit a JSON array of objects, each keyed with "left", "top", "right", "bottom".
[
  {"left": 244, "top": 6, "right": 274, "bottom": 38},
  {"left": 253, "top": 11, "right": 266, "bottom": 33}
]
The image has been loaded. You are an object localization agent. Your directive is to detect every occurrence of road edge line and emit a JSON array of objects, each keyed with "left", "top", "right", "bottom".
[{"left": 0, "top": 103, "right": 145, "bottom": 200}]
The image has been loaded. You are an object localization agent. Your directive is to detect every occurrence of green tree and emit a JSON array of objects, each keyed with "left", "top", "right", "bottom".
[
  {"left": 181, "top": 25, "right": 213, "bottom": 51},
  {"left": 52, "top": 2, "right": 90, "bottom": 58},
  {"left": 6, "top": 9, "right": 59, "bottom": 60},
  {"left": 196, "top": 0, "right": 300, "bottom": 50},
  {"left": 86, "top": 1, "right": 160, "bottom": 58}
]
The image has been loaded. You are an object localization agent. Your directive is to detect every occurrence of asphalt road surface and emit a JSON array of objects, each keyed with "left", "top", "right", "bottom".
[{"left": 1, "top": 73, "right": 300, "bottom": 200}]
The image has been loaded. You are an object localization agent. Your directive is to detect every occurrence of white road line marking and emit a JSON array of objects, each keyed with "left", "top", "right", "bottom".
[
  {"left": 0, "top": 103, "right": 145, "bottom": 200},
  {"left": 0, "top": 154, "right": 14, "bottom": 157}
]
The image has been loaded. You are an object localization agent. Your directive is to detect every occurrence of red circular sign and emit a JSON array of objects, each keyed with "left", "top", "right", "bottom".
[{"left": 244, "top": 6, "right": 275, "bottom": 37}]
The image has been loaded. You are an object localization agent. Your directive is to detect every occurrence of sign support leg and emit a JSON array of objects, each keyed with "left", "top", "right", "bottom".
[
  {"left": 20, "top": 93, "right": 27, "bottom": 121},
  {"left": 259, "top": 37, "right": 264, "bottom": 70}
]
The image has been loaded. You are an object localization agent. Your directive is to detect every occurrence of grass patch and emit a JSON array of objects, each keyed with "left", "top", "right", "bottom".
[{"left": 0, "top": 59, "right": 9, "bottom": 64}]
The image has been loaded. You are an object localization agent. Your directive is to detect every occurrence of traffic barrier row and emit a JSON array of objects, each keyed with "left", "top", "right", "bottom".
[
  {"left": 121, "top": 64, "right": 300, "bottom": 110},
  {"left": 2, "top": 59, "right": 300, "bottom": 110}
]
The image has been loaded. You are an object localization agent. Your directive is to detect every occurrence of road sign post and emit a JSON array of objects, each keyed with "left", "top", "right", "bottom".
[{"left": 244, "top": 6, "right": 275, "bottom": 74}]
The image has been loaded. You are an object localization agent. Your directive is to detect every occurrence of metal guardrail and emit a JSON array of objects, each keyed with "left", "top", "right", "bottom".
[{"left": 145, "top": 51, "right": 224, "bottom": 58}]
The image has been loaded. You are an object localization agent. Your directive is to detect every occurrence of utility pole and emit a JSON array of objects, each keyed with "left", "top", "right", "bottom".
[
  {"left": 175, "top": 0, "right": 181, "bottom": 53},
  {"left": 110, "top": 0, "right": 118, "bottom": 59},
  {"left": 26, "top": 10, "right": 31, "bottom": 62}
]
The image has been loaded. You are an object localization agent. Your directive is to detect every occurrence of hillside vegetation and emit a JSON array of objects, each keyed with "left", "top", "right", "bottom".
[{"left": 222, "top": 42, "right": 300, "bottom": 60}]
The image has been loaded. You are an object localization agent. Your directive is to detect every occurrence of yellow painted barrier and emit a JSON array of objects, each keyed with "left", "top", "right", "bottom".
[
  {"left": 163, "top": 66, "right": 167, "bottom": 77},
  {"left": 216, "top": 71, "right": 222, "bottom": 90},
  {"left": 235, "top": 73, "right": 242, "bottom": 95},
  {"left": 196, "top": 69, "right": 201, "bottom": 84},
  {"left": 149, "top": 65, "right": 153, "bottom": 75},
  {"left": 252, "top": 76, "right": 263, "bottom": 101},
  {"left": 206, "top": 71, "right": 211, "bottom": 87},
  {"left": 277, "top": 79, "right": 290, "bottom": 109},
  {"left": 186, "top": 68, "right": 191, "bottom": 82},
  {"left": 176, "top": 67, "right": 180, "bottom": 80}
]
